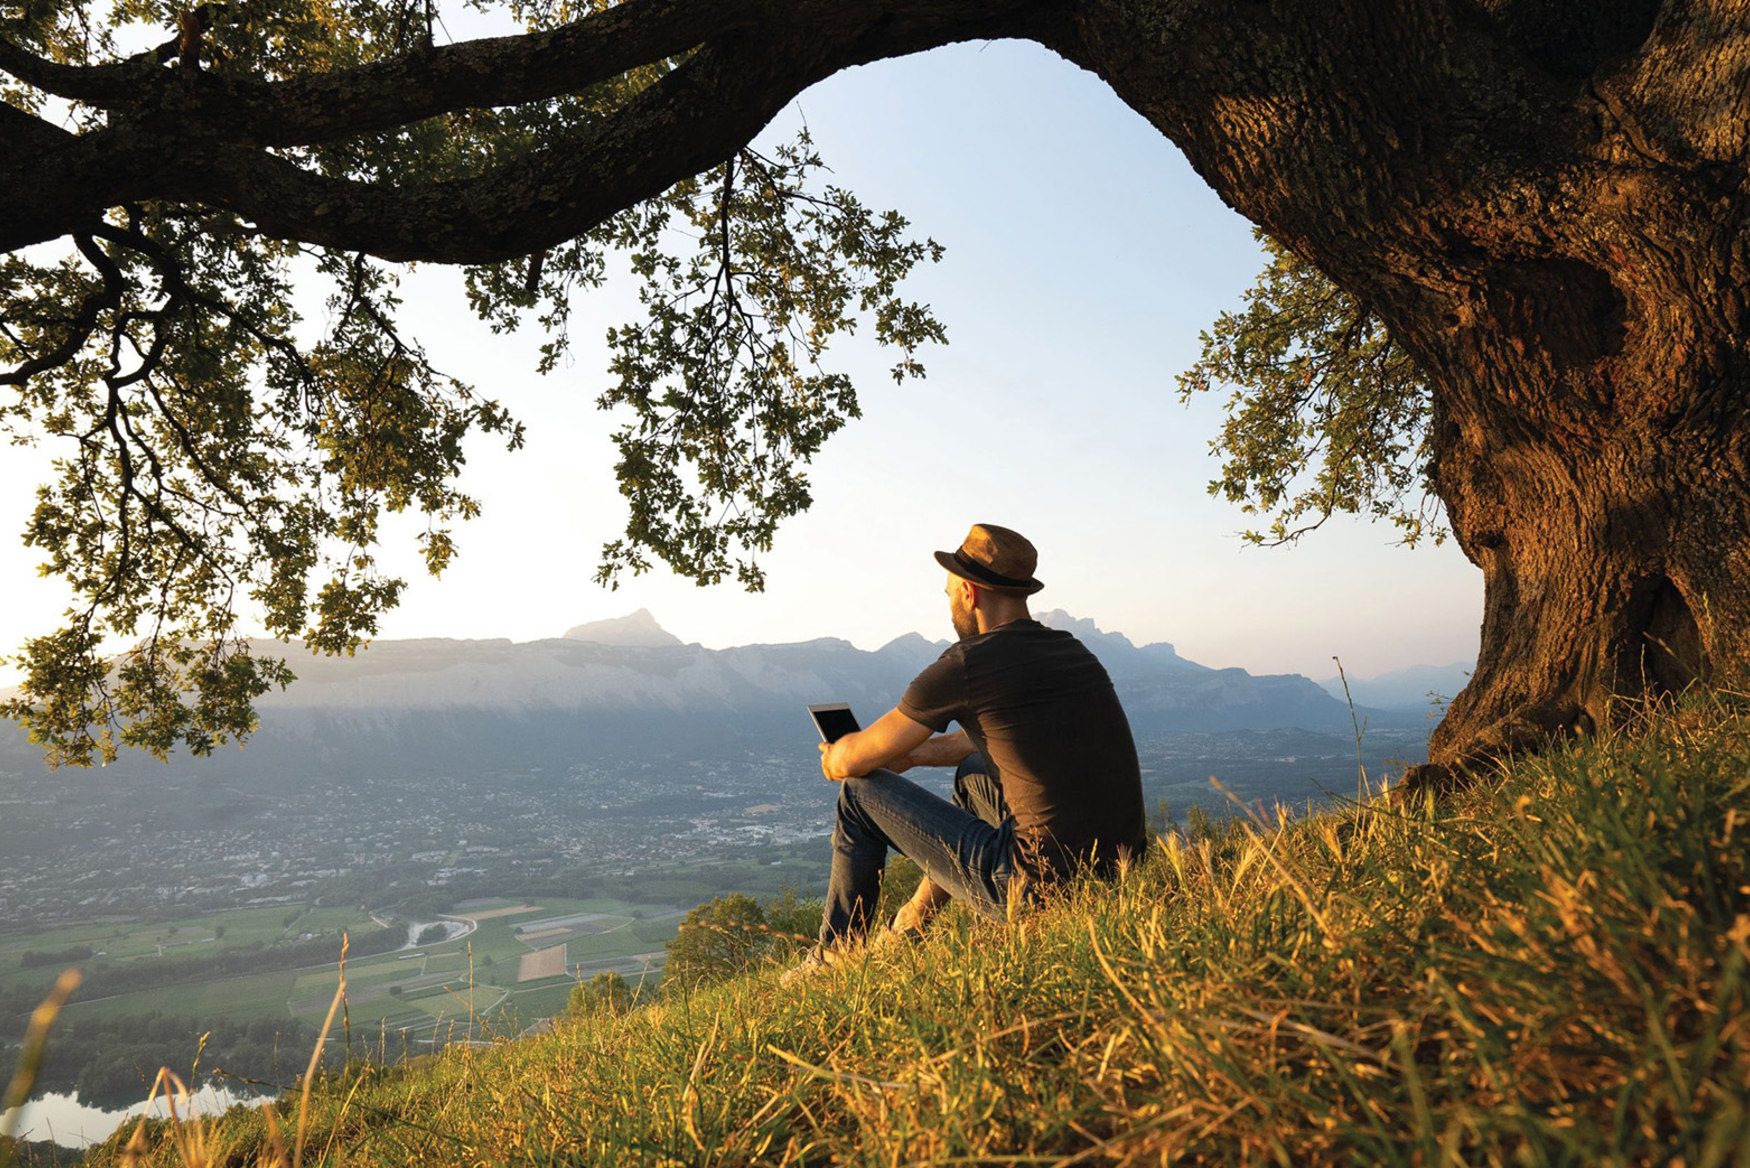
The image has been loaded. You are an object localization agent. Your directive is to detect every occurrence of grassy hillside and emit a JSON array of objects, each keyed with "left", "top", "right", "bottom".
[{"left": 51, "top": 698, "right": 1750, "bottom": 1165}]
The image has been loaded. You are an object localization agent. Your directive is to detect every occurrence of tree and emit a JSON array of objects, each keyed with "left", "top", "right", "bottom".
[
  {"left": 568, "top": 970, "right": 638, "bottom": 1016},
  {"left": 1148, "top": 798, "right": 1177, "bottom": 837},
  {"left": 0, "top": 0, "right": 945, "bottom": 765},
  {"left": 3, "top": 0, "right": 1747, "bottom": 779},
  {"left": 761, "top": 884, "right": 823, "bottom": 964},
  {"left": 662, "top": 892, "right": 769, "bottom": 992}
]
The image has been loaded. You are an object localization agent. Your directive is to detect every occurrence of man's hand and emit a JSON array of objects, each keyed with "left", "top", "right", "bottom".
[
  {"left": 820, "top": 740, "right": 903, "bottom": 780},
  {"left": 818, "top": 708, "right": 933, "bottom": 781}
]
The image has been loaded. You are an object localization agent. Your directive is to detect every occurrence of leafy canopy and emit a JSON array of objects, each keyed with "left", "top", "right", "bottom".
[
  {"left": 2, "top": 2, "right": 1434, "bottom": 768},
  {"left": 568, "top": 970, "right": 642, "bottom": 1017},
  {"left": 1177, "top": 232, "right": 1439, "bottom": 548},
  {"left": 0, "top": 0, "right": 942, "bottom": 765}
]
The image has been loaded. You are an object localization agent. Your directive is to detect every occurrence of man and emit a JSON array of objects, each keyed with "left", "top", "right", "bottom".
[{"left": 786, "top": 523, "right": 1147, "bottom": 981}]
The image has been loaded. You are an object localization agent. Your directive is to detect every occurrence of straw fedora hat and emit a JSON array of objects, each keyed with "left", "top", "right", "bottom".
[{"left": 934, "top": 523, "right": 1044, "bottom": 595}]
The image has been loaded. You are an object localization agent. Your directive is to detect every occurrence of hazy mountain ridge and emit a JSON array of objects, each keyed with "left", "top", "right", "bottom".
[
  {"left": 0, "top": 612, "right": 1427, "bottom": 780},
  {"left": 562, "top": 608, "right": 684, "bottom": 647},
  {"left": 1316, "top": 661, "right": 1474, "bottom": 711},
  {"left": 245, "top": 611, "right": 1407, "bottom": 736},
  {"left": 252, "top": 628, "right": 944, "bottom": 713},
  {"left": 1033, "top": 609, "right": 1208, "bottom": 676}
]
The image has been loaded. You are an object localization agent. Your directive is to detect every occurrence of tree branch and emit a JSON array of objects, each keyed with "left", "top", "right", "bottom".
[
  {"left": 0, "top": 231, "right": 124, "bottom": 386},
  {"left": 4, "top": 0, "right": 1054, "bottom": 256},
  {"left": 120, "top": 38, "right": 815, "bottom": 261},
  {"left": 0, "top": 0, "right": 759, "bottom": 144}
]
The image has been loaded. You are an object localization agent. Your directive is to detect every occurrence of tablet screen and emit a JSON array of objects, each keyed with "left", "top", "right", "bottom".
[{"left": 807, "top": 703, "right": 861, "bottom": 743}]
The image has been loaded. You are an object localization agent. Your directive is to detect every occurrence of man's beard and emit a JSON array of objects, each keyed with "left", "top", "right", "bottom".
[{"left": 950, "top": 592, "right": 978, "bottom": 640}]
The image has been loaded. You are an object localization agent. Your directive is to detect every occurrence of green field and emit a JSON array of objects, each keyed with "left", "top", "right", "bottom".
[
  {"left": 420, "top": 952, "right": 469, "bottom": 973},
  {"left": 289, "top": 952, "right": 419, "bottom": 999},
  {"left": 2, "top": 903, "right": 378, "bottom": 981},
  {"left": 67, "top": 970, "right": 302, "bottom": 1023},
  {"left": 497, "top": 982, "right": 577, "bottom": 1027},
  {"left": 4, "top": 894, "right": 684, "bottom": 1038}
]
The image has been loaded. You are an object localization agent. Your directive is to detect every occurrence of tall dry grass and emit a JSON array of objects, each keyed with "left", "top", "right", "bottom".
[{"left": 40, "top": 695, "right": 1750, "bottom": 1165}]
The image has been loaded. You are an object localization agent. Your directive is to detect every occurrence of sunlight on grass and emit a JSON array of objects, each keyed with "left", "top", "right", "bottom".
[{"left": 26, "top": 695, "right": 1750, "bottom": 1166}]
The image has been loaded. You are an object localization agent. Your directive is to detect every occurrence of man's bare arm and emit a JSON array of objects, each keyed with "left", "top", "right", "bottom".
[
  {"left": 898, "top": 730, "right": 974, "bottom": 770},
  {"left": 819, "top": 707, "right": 933, "bottom": 781}
]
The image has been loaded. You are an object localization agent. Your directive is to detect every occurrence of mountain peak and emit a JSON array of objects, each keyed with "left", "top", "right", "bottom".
[
  {"left": 1032, "top": 608, "right": 1205, "bottom": 675},
  {"left": 1036, "top": 608, "right": 1137, "bottom": 650},
  {"left": 877, "top": 631, "right": 946, "bottom": 658},
  {"left": 562, "top": 609, "right": 682, "bottom": 647}
]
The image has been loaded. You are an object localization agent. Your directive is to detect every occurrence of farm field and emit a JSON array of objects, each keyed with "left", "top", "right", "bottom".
[
  {"left": 0, "top": 904, "right": 382, "bottom": 1006},
  {"left": 69, "top": 971, "right": 303, "bottom": 1024},
  {"left": 2, "top": 895, "right": 686, "bottom": 1042}
]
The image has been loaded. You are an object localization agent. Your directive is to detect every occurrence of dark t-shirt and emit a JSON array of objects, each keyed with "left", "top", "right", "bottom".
[{"left": 899, "top": 619, "right": 1147, "bottom": 882}]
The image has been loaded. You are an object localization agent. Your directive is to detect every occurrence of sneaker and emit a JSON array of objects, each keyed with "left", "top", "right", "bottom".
[
  {"left": 867, "top": 920, "right": 926, "bottom": 957},
  {"left": 778, "top": 935, "right": 876, "bottom": 987},
  {"left": 778, "top": 944, "right": 836, "bottom": 989}
]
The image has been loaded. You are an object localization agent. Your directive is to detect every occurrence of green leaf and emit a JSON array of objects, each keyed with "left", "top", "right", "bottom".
[{"left": 1178, "top": 231, "right": 1441, "bottom": 548}]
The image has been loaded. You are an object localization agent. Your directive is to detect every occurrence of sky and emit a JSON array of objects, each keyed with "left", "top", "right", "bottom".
[{"left": 0, "top": 33, "right": 1483, "bottom": 686}]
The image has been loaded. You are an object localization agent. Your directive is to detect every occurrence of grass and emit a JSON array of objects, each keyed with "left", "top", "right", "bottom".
[{"left": 49, "top": 695, "right": 1750, "bottom": 1165}]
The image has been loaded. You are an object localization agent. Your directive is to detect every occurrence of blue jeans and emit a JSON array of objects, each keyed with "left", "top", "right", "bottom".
[{"left": 819, "top": 754, "right": 1020, "bottom": 946}]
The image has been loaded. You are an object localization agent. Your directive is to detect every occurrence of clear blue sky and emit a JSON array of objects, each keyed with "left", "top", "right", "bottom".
[{"left": 0, "top": 35, "right": 1481, "bottom": 685}]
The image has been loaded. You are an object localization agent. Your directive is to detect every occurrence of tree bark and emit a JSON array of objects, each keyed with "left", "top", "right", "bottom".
[{"left": 1043, "top": 0, "right": 1750, "bottom": 780}]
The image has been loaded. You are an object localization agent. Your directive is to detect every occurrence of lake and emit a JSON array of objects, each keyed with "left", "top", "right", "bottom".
[{"left": 2, "top": 1083, "right": 270, "bottom": 1149}]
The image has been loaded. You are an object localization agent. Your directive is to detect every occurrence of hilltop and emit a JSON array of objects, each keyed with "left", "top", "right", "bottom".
[{"left": 70, "top": 695, "right": 1750, "bottom": 1166}]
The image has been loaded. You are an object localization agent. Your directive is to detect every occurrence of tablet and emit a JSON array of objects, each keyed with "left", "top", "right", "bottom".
[{"left": 807, "top": 703, "right": 861, "bottom": 743}]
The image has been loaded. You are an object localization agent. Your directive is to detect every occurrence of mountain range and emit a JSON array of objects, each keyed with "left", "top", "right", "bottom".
[
  {"left": 249, "top": 609, "right": 1398, "bottom": 730},
  {"left": 1315, "top": 661, "right": 1474, "bottom": 711},
  {"left": 1, "top": 610, "right": 1430, "bottom": 779}
]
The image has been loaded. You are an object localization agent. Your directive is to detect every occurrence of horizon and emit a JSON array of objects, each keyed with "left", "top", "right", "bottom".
[{"left": 231, "top": 606, "right": 1476, "bottom": 686}]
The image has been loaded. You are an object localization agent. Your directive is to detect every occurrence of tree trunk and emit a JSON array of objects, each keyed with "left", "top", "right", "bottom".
[
  {"left": 1044, "top": 0, "right": 1750, "bottom": 778},
  {"left": 1413, "top": 214, "right": 1750, "bottom": 775}
]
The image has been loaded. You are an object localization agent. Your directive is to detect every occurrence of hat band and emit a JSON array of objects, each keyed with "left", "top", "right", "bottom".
[{"left": 952, "top": 550, "right": 1035, "bottom": 590}]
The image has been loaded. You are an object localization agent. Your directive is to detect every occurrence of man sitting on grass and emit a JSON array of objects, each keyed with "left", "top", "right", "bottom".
[{"left": 784, "top": 523, "right": 1148, "bottom": 984}]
